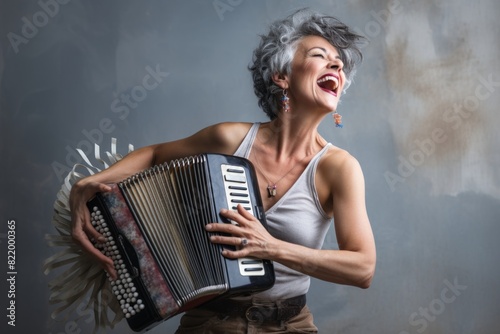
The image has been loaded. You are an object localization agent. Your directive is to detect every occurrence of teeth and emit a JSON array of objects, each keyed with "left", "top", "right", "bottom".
[{"left": 317, "top": 76, "right": 339, "bottom": 90}]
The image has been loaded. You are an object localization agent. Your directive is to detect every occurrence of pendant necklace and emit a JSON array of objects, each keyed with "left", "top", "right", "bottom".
[{"left": 252, "top": 150, "right": 311, "bottom": 198}]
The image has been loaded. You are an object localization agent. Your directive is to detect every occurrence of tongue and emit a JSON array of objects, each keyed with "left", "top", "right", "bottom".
[{"left": 318, "top": 80, "right": 333, "bottom": 91}]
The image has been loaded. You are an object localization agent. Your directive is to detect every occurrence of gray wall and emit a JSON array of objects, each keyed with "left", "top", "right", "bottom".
[{"left": 1, "top": 0, "right": 499, "bottom": 333}]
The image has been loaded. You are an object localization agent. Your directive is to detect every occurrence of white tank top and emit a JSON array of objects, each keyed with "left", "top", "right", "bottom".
[{"left": 233, "top": 123, "right": 333, "bottom": 300}]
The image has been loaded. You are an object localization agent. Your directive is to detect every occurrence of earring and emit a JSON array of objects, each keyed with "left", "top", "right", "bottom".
[
  {"left": 281, "top": 89, "right": 290, "bottom": 113},
  {"left": 333, "top": 111, "right": 343, "bottom": 128}
]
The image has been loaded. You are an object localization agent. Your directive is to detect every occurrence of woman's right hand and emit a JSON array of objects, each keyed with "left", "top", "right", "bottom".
[{"left": 70, "top": 179, "right": 118, "bottom": 280}]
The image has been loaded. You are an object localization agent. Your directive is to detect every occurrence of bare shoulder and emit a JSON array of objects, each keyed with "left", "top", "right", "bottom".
[
  {"left": 205, "top": 122, "right": 254, "bottom": 152},
  {"left": 318, "top": 146, "right": 364, "bottom": 191},
  {"left": 181, "top": 121, "right": 254, "bottom": 154},
  {"left": 151, "top": 122, "right": 254, "bottom": 164}
]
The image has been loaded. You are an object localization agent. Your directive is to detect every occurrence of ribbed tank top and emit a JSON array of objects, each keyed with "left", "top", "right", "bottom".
[{"left": 233, "top": 123, "right": 333, "bottom": 300}]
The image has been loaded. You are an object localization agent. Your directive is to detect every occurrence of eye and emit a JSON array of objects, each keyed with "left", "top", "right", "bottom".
[{"left": 312, "top": 53, "right": 326, "bottom": 59}]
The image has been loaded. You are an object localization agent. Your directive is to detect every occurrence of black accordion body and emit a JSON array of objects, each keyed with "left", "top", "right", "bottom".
[{"left": 87, "top": 154, "right": 275, "bottom": 331}]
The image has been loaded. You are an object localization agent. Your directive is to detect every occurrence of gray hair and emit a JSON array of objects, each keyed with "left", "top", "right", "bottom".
[{"left": 249, "top": 9, "right": 365, "bottom": 119}]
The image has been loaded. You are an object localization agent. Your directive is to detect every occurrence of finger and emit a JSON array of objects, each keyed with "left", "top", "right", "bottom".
[
  {"left": 210, "top": 234, "right": 248, "bottom": 247},
  {"left": 73, "top": 206, "right": 105, "bottom": 242},
  {"left": 82, "top": 219, "right": 106, "bottom": 243},
  {"left": 205, "top": 222, "right": 240, "bottom": 234},
  {"left": 219, "top": 208, "right": 248, "bottom": 226},
  {"left": 236, "top": 204, "right": 256, "bottom": 220},
  {"left": 84, "top": 181, "right": 112, "bottom": 195},
  {"left": 73, "top": 230, "right": 118, "bottom": 279},
  {"left": 94, "top": 182, "right": 112, "bottom": 194},
  {"left": 72, "top": 208, "right": 116, "bottom": 278},
  {"left": 221, "top": 248, "right": 247, "bottom": 259}
]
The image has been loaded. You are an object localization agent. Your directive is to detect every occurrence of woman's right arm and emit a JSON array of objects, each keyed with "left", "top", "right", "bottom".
[
  {"left": 69, "top": 146, "right": 159, "bottom": 279},
  {"left": 69, "top": 122, "right": 252, "bottom": 279}
]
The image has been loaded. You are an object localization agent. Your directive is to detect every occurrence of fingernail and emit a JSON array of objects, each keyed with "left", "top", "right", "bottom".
[
  {"left": 205, "top": 224, "right": 212, "bottom": 231},
  {"left": 97, "top": 236, "right": 106, "bottom": 243}
]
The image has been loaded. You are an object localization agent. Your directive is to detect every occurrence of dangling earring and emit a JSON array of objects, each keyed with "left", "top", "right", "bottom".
[
  {"left": 333, "top": 111, "right": 343, "bottom": 128},
  {"left": 281, "top": 89, "right": 290, "bottom": 113}
]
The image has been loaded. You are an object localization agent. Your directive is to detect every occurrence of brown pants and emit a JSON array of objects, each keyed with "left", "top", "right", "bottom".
[{"left": 175, "top": 305, "right": 318, "bottom": 334}]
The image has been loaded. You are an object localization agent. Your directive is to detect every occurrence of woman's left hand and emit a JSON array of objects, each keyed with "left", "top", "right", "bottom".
[{"left": 205, "top": 204, "right": 278, "bottom": 260}]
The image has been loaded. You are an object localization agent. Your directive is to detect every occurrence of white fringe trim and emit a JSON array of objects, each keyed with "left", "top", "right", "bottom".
[{"left": 44, "top": 139, "right": 134, "bottom": 333}]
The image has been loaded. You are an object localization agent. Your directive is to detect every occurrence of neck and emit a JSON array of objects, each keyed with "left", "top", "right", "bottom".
[{"left": 256, "top": 114, "right": 326, "bottom": 162}]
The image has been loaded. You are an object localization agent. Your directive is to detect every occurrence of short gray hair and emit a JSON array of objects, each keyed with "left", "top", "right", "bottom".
[{"left": 249, "top": 9, "right": 365, "bottom": 119}]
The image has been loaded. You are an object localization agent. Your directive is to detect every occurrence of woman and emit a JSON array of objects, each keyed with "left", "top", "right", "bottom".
[{"left": 70, "top": 9, "right": 376, "bottom": 333}]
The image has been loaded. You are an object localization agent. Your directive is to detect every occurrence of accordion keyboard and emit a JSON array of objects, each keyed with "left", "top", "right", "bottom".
[
  {"left": 90, "top": 206, "right": 145, "bottom": 319},
  {"left": 221, "top": 164, "right": 266, "bottom": 277}
]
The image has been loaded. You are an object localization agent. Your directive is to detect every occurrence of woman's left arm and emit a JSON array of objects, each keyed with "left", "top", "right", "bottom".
[{"left": 206, "top": 152, "right": 376, "bottom": 289}]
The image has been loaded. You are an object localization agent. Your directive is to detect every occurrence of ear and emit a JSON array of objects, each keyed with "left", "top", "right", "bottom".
[{"left": 271, "top": 72, "right": 289, "bottom": 90}]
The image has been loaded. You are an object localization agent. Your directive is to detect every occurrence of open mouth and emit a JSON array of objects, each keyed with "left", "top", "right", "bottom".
[{"left": 317, "top": 74, "right": 340, "bottom": 96}]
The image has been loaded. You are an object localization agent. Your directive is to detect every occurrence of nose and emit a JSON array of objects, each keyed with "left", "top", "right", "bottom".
[{"left": 329, "top": 59, "right": 343, "bottom": 72}]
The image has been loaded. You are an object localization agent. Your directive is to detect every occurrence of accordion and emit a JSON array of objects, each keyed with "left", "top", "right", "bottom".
[{"left": 87, "top": 153, "right": 275, "bottom": 331}]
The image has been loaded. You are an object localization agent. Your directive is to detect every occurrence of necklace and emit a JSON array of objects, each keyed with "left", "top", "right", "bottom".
[{"left": 252, "top": 150, "right": 312, "bottom": 198}]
